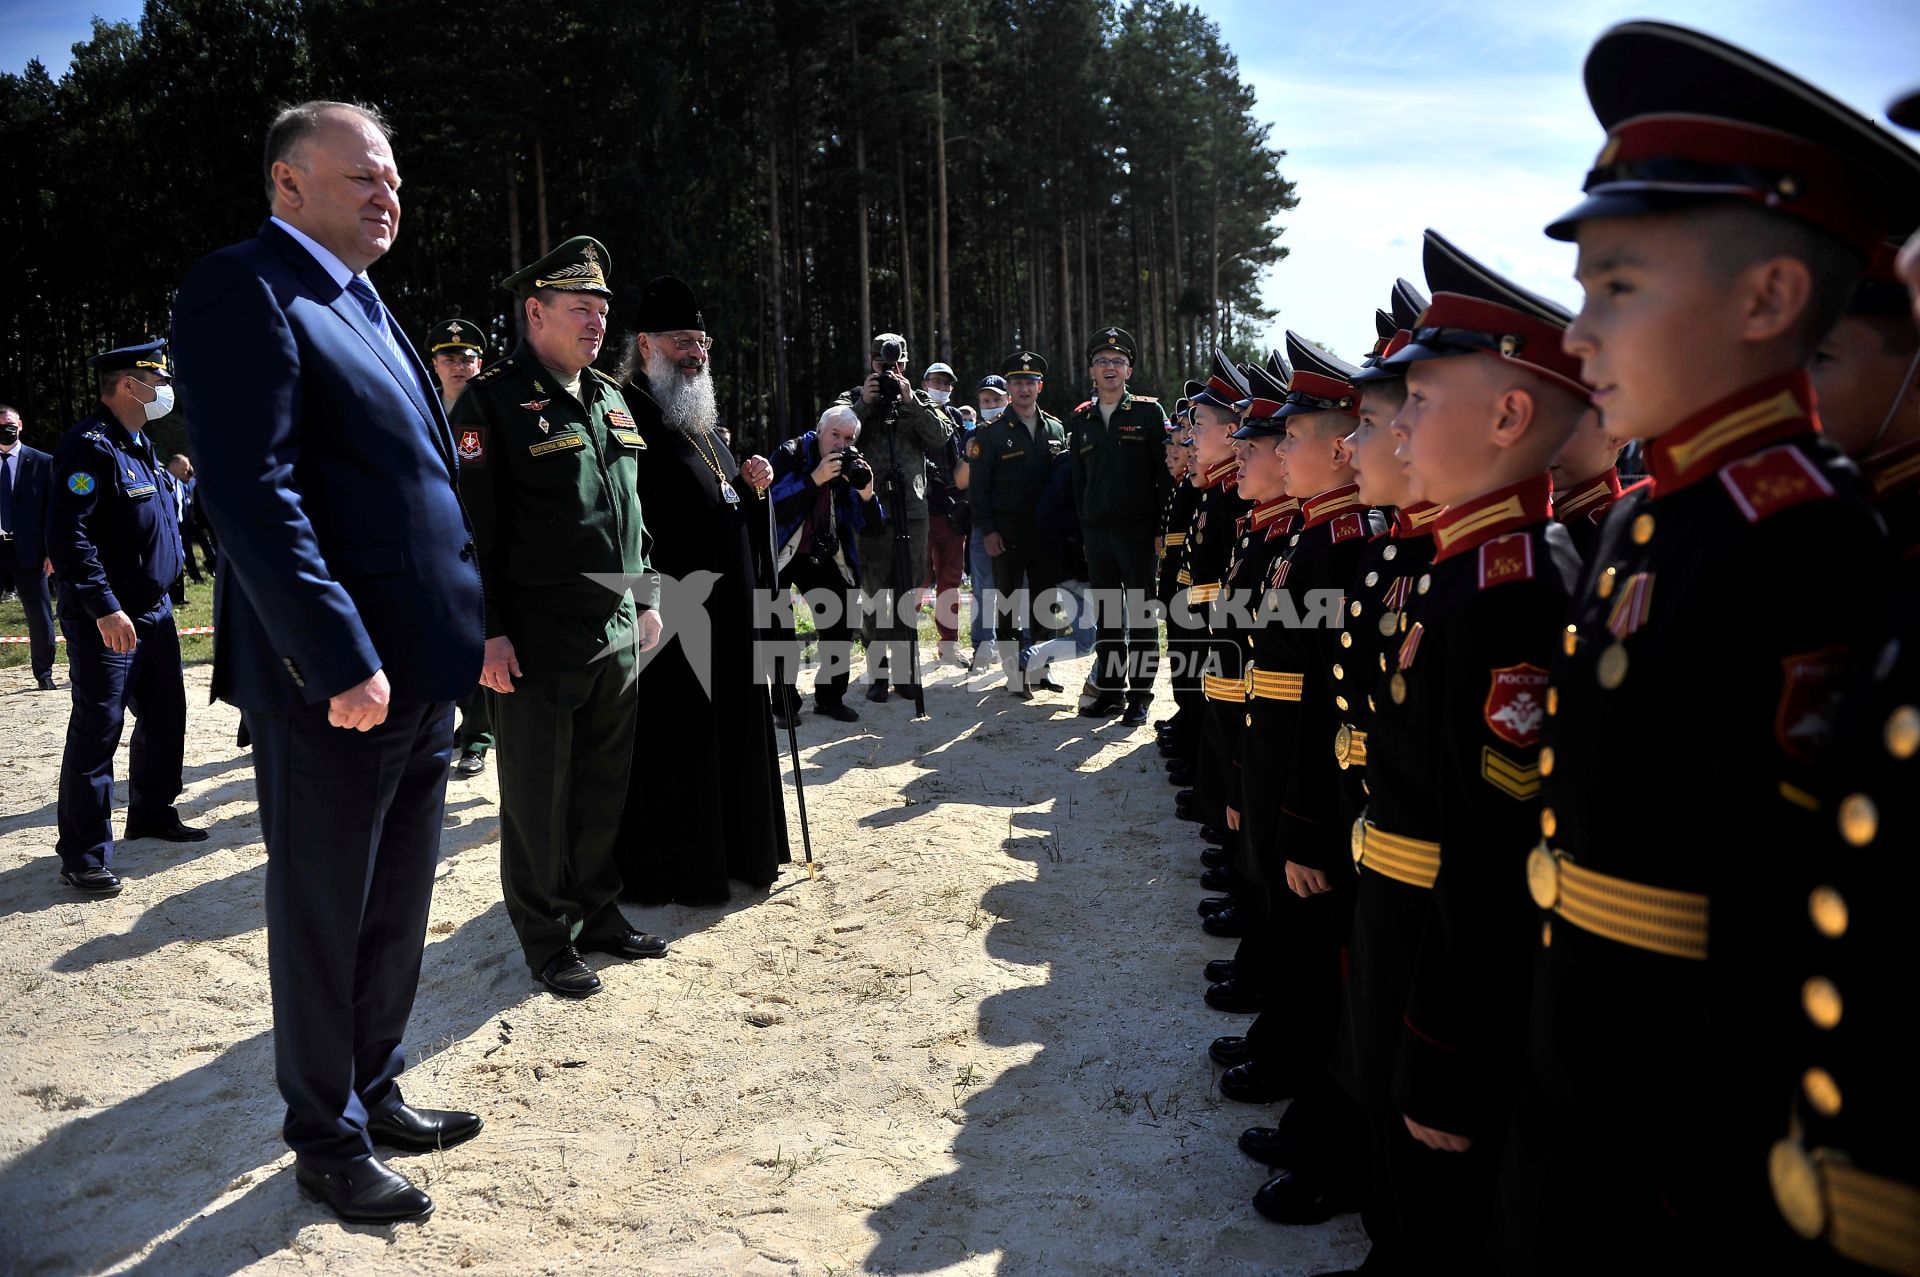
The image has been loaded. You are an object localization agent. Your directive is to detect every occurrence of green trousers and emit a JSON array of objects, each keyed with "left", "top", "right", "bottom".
[
  {"left": 452, "top": 685, "right": 493, "bottom": 755},
  {"left": 493, "top": 609, "right": 638, "bottom": 974},
  {"left": 1082, "top": 526, "right": 1159, "bottom": 696}
]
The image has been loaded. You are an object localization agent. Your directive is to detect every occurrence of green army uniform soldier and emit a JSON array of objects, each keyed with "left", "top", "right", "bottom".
[
  {"left": 452, "top": 235, "right": 669, "bottom": 1000},
  {"left": 967, "top": 350, "right": 1068, "bottom": 688},
  {"left": 1068, "top": 325, "right": 1168, "bottom": 724},
  {"left": 430, "top": 316, "right": 496, "bottom": 778}
]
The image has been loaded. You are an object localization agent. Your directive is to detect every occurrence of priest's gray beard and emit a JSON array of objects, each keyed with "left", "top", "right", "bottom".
[{"left": 645, "top": 345, "right": 719, "bottom": 435}]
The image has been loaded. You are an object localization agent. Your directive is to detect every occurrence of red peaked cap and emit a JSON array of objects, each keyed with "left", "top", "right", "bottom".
[{"left": 1378, "top": 229, "right": 1591, "bottom": 403}]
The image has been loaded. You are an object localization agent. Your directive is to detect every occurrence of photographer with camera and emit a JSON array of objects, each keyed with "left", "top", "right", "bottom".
[
  {"left": 831, "top": 333, "right": 954, "bottom": 703},
  {"left": 769, "top": 405, "right": 884, "bottom": 723}
]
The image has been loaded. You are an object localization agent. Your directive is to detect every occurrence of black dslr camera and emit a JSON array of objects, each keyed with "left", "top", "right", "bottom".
[
  {"left": 871, "top": 336, "right": 905, "bottom": 405},
  {"left": 837, "top": 445, "right": 875, "bottom": 491}
]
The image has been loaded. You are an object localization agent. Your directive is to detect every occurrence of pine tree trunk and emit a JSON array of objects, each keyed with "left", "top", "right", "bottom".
[
  {"left": 1058, "top": 215, "right": 1073, "bottom": 378},
  {"left": 935, "top": 58, "right": 952, "bottom": 363},
  {"left": 507, "top": 156, "right": 523, "bottom": 273},
  {"left": 769, "top": 132, "right": 790, "bottom": 438},
  {"left": 925, "top": 132, "right": 936, "bottom": 359},
  {"left": 896, "top": 139, "right": 916, "bottom": 353},
  {"left": 856, "top": 126, "right": 871, "bottom": 349},
  {"left": 534, "top": 136, "right": 550, "bottom": 255}
]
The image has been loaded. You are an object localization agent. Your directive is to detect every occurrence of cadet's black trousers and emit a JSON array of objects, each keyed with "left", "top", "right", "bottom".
[{"left": 248, "top": 699, "right": 452, "bottom": 1170}]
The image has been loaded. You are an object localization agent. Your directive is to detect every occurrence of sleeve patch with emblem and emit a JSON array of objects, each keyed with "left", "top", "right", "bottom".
[
  {"left": 66, "top": 472, "right": 96, "bottom": 495},
  {"left": 1481, "top": 746, "right": 1542, "bottom": 800},
  {"left": 1718, "top": 445, "right": 1834, "bottom": 523},
  {"left": 1331, "top": 511, "right": 1366, "bottom": 542},
  {"left": 966, "top": 438, "right": 982, "bottom": 460},
  {"left": 1484, "top": 663, "right": 1548, "bottom": 746},
  {"left": 457, "top": 428, "right": 486, "bottom": 464},
  {"left": 1478, "top": 532, "right": 1535, "bottom": 589}
]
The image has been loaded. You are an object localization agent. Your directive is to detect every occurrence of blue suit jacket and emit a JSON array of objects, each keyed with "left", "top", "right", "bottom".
[
  {"left": 171, "top": 221, "right": 484, "bottom": 711},
  {"left": 5, "top": 444, "right": 51, "bottom": 570}
]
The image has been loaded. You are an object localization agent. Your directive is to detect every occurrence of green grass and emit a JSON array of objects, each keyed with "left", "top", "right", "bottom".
[{"left": 0, "top": 574, "right": 215, "bottom": 670}]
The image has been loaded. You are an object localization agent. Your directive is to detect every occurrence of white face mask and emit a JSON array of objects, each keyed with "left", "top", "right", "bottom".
[
  {"left": 138, "top": 382, "right": 175, "bottom": 422},
  {"left": 981, "top": 404, "right": 1006, "bottom": 422},
  {"left": 925, "top": 387, "right": 952, "bottom": 405}
]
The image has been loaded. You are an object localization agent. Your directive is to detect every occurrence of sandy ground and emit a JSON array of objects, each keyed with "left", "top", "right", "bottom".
[{"left": 0, "top": 650, "right": 1367, "bottom": 1276}]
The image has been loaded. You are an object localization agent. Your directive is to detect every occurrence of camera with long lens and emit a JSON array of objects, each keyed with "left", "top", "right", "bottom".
[
  {"left": 871, "top": 336, "right": 905, "bottom": 405},
  {"left": 836, "top": 444, "right": 875, "bottom": 491}
]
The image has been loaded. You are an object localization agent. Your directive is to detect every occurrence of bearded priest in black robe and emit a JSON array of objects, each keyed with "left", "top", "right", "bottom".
[{"left": 614, "top": 276, "right": 790, "bottom": 905}]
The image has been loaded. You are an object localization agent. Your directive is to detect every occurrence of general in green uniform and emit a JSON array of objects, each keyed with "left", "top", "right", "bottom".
[
  {"left": 1068, "top": 326, "right": 1167, "bottom": 724},
  {"left": 452, "top": 236, "right": 668, "bottom": 1000},
  {"left": 966, "top": 350, "right": 1068, "bottom": 686}
]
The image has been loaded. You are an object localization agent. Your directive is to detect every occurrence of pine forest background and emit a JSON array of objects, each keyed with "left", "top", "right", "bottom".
[{"left": 0, "top": 0, "right": 1299, "bottom": 458}]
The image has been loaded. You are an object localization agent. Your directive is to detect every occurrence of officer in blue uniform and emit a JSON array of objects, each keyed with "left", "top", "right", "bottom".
[{"left": 46, "top": 339, "right": 205, "bottom": 898}]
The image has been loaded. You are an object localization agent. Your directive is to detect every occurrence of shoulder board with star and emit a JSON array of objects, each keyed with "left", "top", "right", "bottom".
[
  {"left": 1477, "top": 532, "right": 1536, "bottom": 590},
  {"left": 1132, "top": 394, "right": 1159, "bottom": 404},
  {"left": 1717, "top": 444, "right": 1835, "bottom": 524},
  {"left": 587, "top": 366, "right": 620, "bottom": 387},
  {"left": 470, "top": 355, "right": 517, "bottom": 384},
  {"left": 80, "top": 428, "right": 110, "bottom": 445}
]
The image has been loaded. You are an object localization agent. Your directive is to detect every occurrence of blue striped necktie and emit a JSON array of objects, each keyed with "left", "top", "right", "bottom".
[{"left": 345, "top": 275, "right": 413, "bottom": 373}]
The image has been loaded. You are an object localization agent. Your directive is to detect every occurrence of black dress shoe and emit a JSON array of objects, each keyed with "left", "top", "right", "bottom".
[
  {"left": 865, "top": 682, "right": 890, "bottom": 703},
  {"left": 453, "top": 752, "right": 486, "bottom": 778},
  {"left": 1166, "top": 764, "right": 1195, "bottom": 786},
  {"left": 1157, "top": 739, "right": 1189, "bottom": 759},
  {"left": 61, "top": 866, "right": 123, "bottom": 897},
  {"left": 1200, "top": 866, "right": 1234, "bottom": 891},
  {"left": 1254, "top": 1167, "right": 1358, "bottom": 1225},
  {"left": 1198, "top": 824, "right": 1228, "bottom": 846},
  {"left": 1196, "top": 895, "right": 1232, "bottom": 917},
  {"left": 581, "top": 928, "right": 669, "bottom": 960},
  {"left": 1199, "top": 846, "right": 1230, "bottom": 869},
  {"left": 1206, "top": 977, "right": 1267, "bottom": 1014},
  {"left": 122, "top": 815, "right": 209, "bottom": 842},
  {"left": 368, "top": 1104, "right": 484, "bottom": 1153},
  {"left": 1033, "top": 675, "right": 1066, "bottom": 694},
  {"left": 1202, "top": 906, "right": 1249, "bottom": 937},
  {"left": 1209, "top": 1034, "right": 1255, "bottom": 1068},
  {"left": 36, "top": 672, "right": 57, "bottom": 691},
  {"left": 1204, "top": 958, "right": 1238, "bottom": 983},
  {"left": 1122, "top": 700, "right": 1150, "bottom": 726},
  {"left": 1079, "top": 692, "right": 1125, "bottom": 717},
  {"left": 770, "top": 713, "right": 797, "bottom": 731},
  {"left": 1220, "top": 1059, "right": 1295, "bottom": 1104},
  {"left": 1239, "top": 1125, "right": 1309, "bottom": 1167},
  {"left": 815, "top": 701, "right": 860, "bottom": 722},
  {"left": 537, "top": 947, "right": 602, "bottom": 998},
  {"left": 295, "top": 1155, "right": 434, "bottom": 1224}
]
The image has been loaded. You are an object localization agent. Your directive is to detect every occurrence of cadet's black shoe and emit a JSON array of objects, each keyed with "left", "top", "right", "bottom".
[
  {"left": 61, "top": 867, "right": 123, "bottom": 897},
  {"left": 1202, "top": 906, "right": 1249, "bottom": 937},
  {"left": 1122, "top": 699, "right": 1151, "bottom": 726},
  {"left": 1200, "top": 866, "right": 1235, "bottom": 892},
  {"left": 1032, "top": 675, "right": 1066, "bottom": 694},
  {"left": 580, "top": 928, "right": 670, "bottom": 961},
  {"left": 1254, "top": 1167, "right": 1358, "bottom": 1225},
  {"left": 295, "top": 1155, "right": 434, "bottom": 1224},
  {"left": 1197, "top": 895, "right": 1232, "bottom": 918},
  {"left": 894, "top": 683, "right": 920, "bottom": 700},
  {"left": 815, "top": 701, "right": 860, "bottom": 722},
  {"left": 1239, "top": 1125, "right": 1309, "bottom": 1168},
  {"left": 865, "top": 682, "right": 890, "bottom": 703},
  {"left": 1199, "top": 846, "right": 1230, "bottom": 869},
  {"left": 453, "top": 752, "right": 485, "bottom": 778},
  {"left": 770, "top": 712, "right": 797, "bottom": 731},
  {"left": 537, "top": 947, "right": 602, "bottom": 998},
  {"left": 122, "top": 815, "right": 209, "bottom": 843},
  {"left": 1219, "top": 1060, "right": 1295, "bottom": 1104},
  {"left": 1079, "top": 693, "right": 1125, "bottom": 718},
  {"left": 1157, "top": 738, "right": 1188, "bottom": 759},
  {"left": 1206, "top": 977, "right": 1266, "bottom": 1014},
  {"left": 1209, "top": 1035, "right": 1255, "bottom": 1068},
  {"left": 1204, "top": 958, "right": 1238, "bottom": 983},
  {"left": 368, "top": 1104, "right": 484, "bottom": 1153},
  {"left": 1167, "top": 763, "right": 1195, "bottom": 786},
  {"left": 1198, "top": 825, "right": 1229, "bottom": 846},
  {"left": 36, "top": 672, "right": 57, "bottom": 691}
]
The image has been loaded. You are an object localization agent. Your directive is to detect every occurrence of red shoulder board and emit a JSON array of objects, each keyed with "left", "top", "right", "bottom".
[
  {"left": 1330, "top": 512, "right": 1366, "bottom": 542},
  {"left": 1477, "top": 532, "right": 1535, "bottom": 590},
  {"left": 1718, "top": 445, "right": 1833, "bottom": 524},
  {"left": 1074, "top": 399, "right": 1093, "bottom": 414}
]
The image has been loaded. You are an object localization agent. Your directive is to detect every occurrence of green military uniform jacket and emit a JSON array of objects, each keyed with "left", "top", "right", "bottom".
[
  {"left": 451, "top": 344, "right": 659, "bottom": 670},
  {"left": 1068, "top": 389, "right": 1168, "bottom": 531},
  {"left": 965, "top": 408, "right": 1066, "bottom": 541}
]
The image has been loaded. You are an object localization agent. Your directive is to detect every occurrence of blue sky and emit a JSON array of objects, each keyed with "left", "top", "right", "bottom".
[{"left": 6, "top": 0, "right": 1918, "bottom": 365}]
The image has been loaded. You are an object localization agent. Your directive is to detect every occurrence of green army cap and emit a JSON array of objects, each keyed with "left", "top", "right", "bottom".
[
  {"left": 427, "top": 317, "right": 485, "bottom": 357},
  {"left": 1002, "top": 350, "right": 1048, "bottom": 380},
  {"left": 1086, "top": 326, "right": 1135, "bottom": 363},
  {"left": 500, "top": 235, "right": 612, "bottom": 300}
]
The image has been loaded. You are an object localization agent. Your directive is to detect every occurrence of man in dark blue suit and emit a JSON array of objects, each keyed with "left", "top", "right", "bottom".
[
  {"left": 0, "top": 404, "right": 57, "bottom": 690},
  {"left": 173, "top": 100, "right": 485, "bottom": 1226}
]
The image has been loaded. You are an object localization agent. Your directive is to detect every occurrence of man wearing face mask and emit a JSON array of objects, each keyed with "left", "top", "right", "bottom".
[
  {"left": 0, "top": 404, "right": 58, "bottom": 691},
  {"left": 919, "top": 361, "right": 969, "bottom": 664},
  {"left": 45, "top": 340, "right": 203, "bottom": 899}
]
